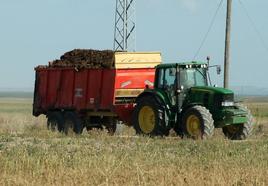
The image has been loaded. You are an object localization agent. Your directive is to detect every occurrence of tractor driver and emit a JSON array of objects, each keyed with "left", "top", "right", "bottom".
[{"left": 180, "top": 68, "right": 195, "bottom": 89}]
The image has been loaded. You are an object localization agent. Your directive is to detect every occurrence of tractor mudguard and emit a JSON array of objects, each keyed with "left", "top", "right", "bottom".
[
  {"left": 137, "top": 91, "right": 166, "bottom": 110},
  {"left": 137, "top": 90, "right": 161, "bottom": 103},
  {"left": 136, "top": 90, "right": 173, "bottom": 123}
]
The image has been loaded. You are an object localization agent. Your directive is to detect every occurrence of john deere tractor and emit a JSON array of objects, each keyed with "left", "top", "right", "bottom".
[{"left": 133, "top": 61, "right": 254, "bottom": 140}]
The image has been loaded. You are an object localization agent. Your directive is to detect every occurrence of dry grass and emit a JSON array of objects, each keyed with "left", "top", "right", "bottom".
[{"left": 0, "top": 98, "right": 268, "bottom": 185}]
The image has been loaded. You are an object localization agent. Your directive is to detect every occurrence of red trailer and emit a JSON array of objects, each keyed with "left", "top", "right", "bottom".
[{"left": 33, "top": 52, "right": 161, "bottom": 134}]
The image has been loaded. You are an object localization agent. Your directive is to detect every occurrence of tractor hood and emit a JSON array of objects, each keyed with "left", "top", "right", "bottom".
[
  {"left": 190, "top": 86, "right": 234, "bottom": 95},
  {"left": 187, "top": 86, "right": 235, "bottom": 108}
]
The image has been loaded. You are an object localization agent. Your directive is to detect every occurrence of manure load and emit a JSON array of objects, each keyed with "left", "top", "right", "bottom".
[{"left": 48, "top": 49, "right": 116, "bottom": 69}]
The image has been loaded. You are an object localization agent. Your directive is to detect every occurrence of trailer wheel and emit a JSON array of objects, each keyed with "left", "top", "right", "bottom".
[
  {"left": 182, "top": 106, "right": 214, "bottom": 139},
  {"left": 64, "top": 112, "right": 83, "bottom": 135},
  {"left": 47, "top": 112, "right": 64, "bottom": 132},
  {"left": 222, "top": 104, "right": 254, "bottom": 140},
  {"left": 133, "top": 96, "right": 168, "bottom": 136},
  {"left": 86, "top": 126, "right": 103, "bottom": 131},
  {"left": 105, "top": 117, "right": 117, "bottom": 135}
]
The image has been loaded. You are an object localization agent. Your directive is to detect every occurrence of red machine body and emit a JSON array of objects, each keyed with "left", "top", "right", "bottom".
[{"left": 33, "top": 67, "right": 155, "bottom": 124}]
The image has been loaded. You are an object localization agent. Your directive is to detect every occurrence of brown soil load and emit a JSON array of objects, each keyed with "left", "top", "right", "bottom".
[{"left": 48, "top": 49, "right": 115, "bottom": 69}]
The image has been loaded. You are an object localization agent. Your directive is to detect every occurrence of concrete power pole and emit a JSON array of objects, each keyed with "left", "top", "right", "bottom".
[
  {"left": 114, "top": 0, "right": 136, "bottom": 51},
  {"left": 224, "top": 0, "right": 232, "bottom": 88}
]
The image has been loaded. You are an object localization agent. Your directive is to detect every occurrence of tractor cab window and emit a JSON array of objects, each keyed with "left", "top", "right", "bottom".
[
  {"left": 164, "top": 68, "right": 176, "bottom": 90},
  {"left": 157, "top": 68, "right": 176, "bottom": 90},
  {"left": 180, "top": 68, "right": 207, "bottom": 89},
  {"left": 157, "top": 67, "right": 177, "bottom": 105}
]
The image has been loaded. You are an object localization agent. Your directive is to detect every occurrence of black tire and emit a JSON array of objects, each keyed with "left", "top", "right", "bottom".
[
  {"left": 47, "top": 112, "right": 64, "bottom": 132},
  {"left": 133, "top": 96, "right": 168, "bottom": 136},
  {"left": 83, "top": 117, "right": 103, "bottom": 132},
  {"left": 64, "top": 112, "right": 83, "bottom": 135},
  {"left": 222, "top": 104, "right": 254, "bottom": 140},
  {"left": 174, "top": 124, "right": 184, "bottom": 139},
  {"left": 86, "top": 126, "right": 103, "bottom": 131},
  {"left": 182, "top": 106, "right": 214, "bottom": 139},
  {"left": 105, "top": 117, "right": 117, "bottom": 135}
]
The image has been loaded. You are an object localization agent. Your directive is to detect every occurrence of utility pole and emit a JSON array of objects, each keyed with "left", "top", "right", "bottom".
[
  {"left": 114, "top": 0, "right": 136, "bottom": 51},
  {"left": 224, "top": 0, "right": 232, "bottom": 88}
]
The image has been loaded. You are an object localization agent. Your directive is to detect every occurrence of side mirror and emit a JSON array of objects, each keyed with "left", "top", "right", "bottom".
[{"left": 216, "top": 66, "right": 221, "bottom": 75}]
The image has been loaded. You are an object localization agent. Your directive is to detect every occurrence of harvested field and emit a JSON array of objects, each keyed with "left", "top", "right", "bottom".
[{"left": 0, "top": 97, "right": 268, "bottom": 185}]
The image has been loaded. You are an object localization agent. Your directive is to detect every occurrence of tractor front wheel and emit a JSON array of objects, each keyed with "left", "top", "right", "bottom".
[
  {"left": 222, "top": 105, "right": 254, "bottom": 140},
  {"left": 133, "top": 96, "right": 168, "bottom": 136},
  {"left": 182, "top": 106, "right": 214, "bottom": 139}
]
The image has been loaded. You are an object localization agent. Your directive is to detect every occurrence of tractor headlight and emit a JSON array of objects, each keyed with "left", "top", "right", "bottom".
[{"left": 221, "top": 101, "right": 234, "bottom": 107}]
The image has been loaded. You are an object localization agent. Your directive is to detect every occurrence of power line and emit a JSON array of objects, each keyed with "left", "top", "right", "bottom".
[
  {"left": 193, "top": 0, "right": 224, "bottom": 60},
  {"left": 238, "top": 0, "right": 268, "bottom": 54}
]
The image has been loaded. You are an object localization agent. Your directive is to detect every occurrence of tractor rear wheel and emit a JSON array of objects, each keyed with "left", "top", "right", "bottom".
[
  {"left": 133, "top": 96, "right": 168, "bottom": 136},
  {"left": 222, "top": 105, "right": 254, "bottom": 140},
  {"left": 64, "top": 112, "right": 83, "bottom": 135},
  {"left": 47, "top": 112, "right": 64, "bottom": 132},
  {"left": 182, "top": 106, "right": 214, "bottom": 139}
]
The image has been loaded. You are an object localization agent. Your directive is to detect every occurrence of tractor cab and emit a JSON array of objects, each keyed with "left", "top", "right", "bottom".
[
  {"left": 154, "top": 62, "right": 209, "bottom": 106},
  {"left": 178, "top": 63, "right": 208, "bottom": 89}
]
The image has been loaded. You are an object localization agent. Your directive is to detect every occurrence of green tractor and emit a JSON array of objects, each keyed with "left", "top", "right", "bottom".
[{"left": 133, "top": 61, "right": 254, "bottom": 140}]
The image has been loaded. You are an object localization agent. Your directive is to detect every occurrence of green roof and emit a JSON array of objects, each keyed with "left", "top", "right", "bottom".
[{"left": 157, "top": 61, "right": 207, "bottom": 68}]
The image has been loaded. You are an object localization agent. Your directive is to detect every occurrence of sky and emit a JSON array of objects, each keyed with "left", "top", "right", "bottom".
[{"left": 0, "top": 0, "right": 267, "bottom": 91}]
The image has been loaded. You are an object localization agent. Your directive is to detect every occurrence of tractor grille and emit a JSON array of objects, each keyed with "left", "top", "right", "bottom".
[
  {"left": 214, "top": 94, "right": 234, "bottom": 108},
  {"left": 223, "top": 94, "right": 234, "bottom": 102}
]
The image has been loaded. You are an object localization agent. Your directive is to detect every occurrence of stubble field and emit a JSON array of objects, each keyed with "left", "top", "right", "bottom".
[{"left": 0, "top": 97, "right": 267, "bottom": 185}]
